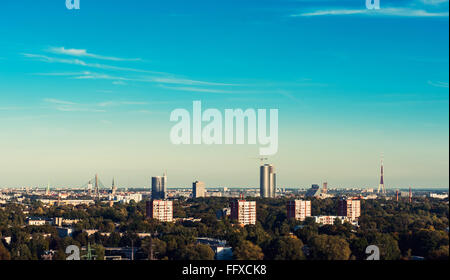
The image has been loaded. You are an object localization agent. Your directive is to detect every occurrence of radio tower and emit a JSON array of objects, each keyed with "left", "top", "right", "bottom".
[{"left": 377, "top": 158, "right": 386, "bottom": 194}]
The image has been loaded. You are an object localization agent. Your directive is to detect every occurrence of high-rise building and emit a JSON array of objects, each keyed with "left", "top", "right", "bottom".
[
  {"left": 87, "top": 180, "right": 93, "bottom": 195},
  {"left": 94, "top": 174, "right": 99, "bottom": 200},
  {"left": 193, "top": 181, "right": 206, "bottom": 198},
  {"left": 146, "top": 200, "right": 173, "bottom": 222},
  {"left": 322, "top": 182, "right": 328, "bottom": 194},
  {"left": 338, "top": 198, "right": 361, "bottom": 221},
  {"left": 151, "top": 173, "right": 167, "bottom": 200},
  {"left": 260, "top": 164, "right": 276, "bottom": 198},
  {"left": 287, "top": 200, "right": 311, "bottom": 221},
  {"left": 230, "top": 200, "right": 256, "bottom": 226}
]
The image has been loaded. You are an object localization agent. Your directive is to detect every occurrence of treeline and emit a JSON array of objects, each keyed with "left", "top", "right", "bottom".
[{"left": 0, "top": 197, "right": 448, "bottom": 260}]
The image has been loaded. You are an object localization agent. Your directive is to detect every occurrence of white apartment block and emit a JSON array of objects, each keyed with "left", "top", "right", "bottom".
[
  {"left": 287, "top": 200, "right": 311, "bottom": 221},
  {"left": 231, "top": 200, "right": 256, "bottom": 226},
  {"left": 147, "top": 200, "right": 173, "bottom": 222}
]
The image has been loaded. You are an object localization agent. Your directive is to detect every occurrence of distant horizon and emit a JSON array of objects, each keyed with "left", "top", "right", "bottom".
[{"left": 1, "top": 184, "right": 448, "bottom": 190}]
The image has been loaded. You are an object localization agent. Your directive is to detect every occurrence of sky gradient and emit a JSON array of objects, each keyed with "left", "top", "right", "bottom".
[{"left": 0, "top": 0, "right": 448, "bottom": 189}]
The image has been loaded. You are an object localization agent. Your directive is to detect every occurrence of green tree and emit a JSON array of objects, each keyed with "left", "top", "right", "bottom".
[
  {"left": 264, "top": 236, "right": 305, "bottom": 260},
  {"left": 92, "top": 244, "right": 105, "bottom": 260},
  {"left": 366, "top": 232, "right": 401, "bottom": 260},
  {"left": 428, "top": 245, "right": 449, "bottom": 260},
  {"left": 0, "top": 242, "right": 11, "bottom": 260},
  {"left": 233, "top": 241, "right": 264, "bottom": 260},
  {"left": 11, "top": 244, "right": 33, "bottom": 260},
  {"left": 309, "top": 235, "right": 351, "bottom": 260}
]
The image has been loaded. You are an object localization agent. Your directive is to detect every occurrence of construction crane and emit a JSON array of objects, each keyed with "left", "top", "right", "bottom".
[{"left": 251, "top": 157, "right": 268, "bottom": 164}]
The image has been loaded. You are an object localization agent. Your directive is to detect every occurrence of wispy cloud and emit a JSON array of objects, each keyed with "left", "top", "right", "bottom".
[
  {"left": 34, "top": 71, "right": 91, "bottom": 76},
  {"left": 0, "top": 106, "right": 26, "bottom": 111},
  {"left": 42, "top": 98, "right": 105, "bottom": 112},
  {"left": 55, "top": 106, "right": 106, "bottom": 113},
  {"left": 158, "top": 85, "right": 234, "bottom": 94},
  {"left": 22, "top": 53, "right": 162, "bottom": 74},
  {"left": 292, "top": 7, "right": 449, "bottom": 17},
  {"left": 43, "top": 98, "right": 77, "bottom": 105},
  {"left": 290, "top": 0, "right": 449, "bottom": 17},
  {"left": 43, "top": 98, "right": 150, "bottom": 113},
  {"left": 97, "top": 101, "right": 148, "bottom": 107},
  {"left": 26, "top": 54, "right": 237, "bottom": 89},
  {"left": 149, "top": 77, "right": 237, "bottom": 86},
  {"left": 48, "top": 47, "right": 141, "bottom": 62},
  {"left": 34, "top": 69, "right": 238, "bottom": 90},
  {"left": 428, "top": 80, "right": 449, "bottom": 88},
  {"left": 112, "top": 80, "right": 127, "bottom": 86}
]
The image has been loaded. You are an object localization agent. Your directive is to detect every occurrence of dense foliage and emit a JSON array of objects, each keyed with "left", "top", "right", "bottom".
[{"left": 0, "top": 197, "right": 448, "bottom": 260}]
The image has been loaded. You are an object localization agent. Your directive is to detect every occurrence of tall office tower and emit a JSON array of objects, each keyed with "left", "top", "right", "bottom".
[
  {"left": 377, "top": 160, "right": 386, "bottom": 194},
  {"left": 151, "top": 173, "right": 167, "bottom": 200},
  {"left": 322, "top": 182, "right": 328, "bottom": 194},
  {"left": 94, "top": 174, "right": 99, "bottom": 200},
  {"left": 146, "top": 200, "right": 173, "bottom": 222},
  {"left": 45, "top": 183, "right": 50, "bottom": 195},
  {"left": 193, "top": 181, "right": 206, "bottom": 198},
  {"left": 230, "top": 200, "right": 257, "bottom": 226},
  {"left": 287, "top": 200, "right": 311, "bottom": 221},
  {"left": 338, "top": 198, "right": 361, "bottom": 221},
  {"left": 111, "top": 178, "right": 117, "bottom": 196},
  {"left": 260, "top": 164, "right": 276, "bottom": 198},
  {"left": 162, "top": 172, "right": 167, "bottom": 195}
]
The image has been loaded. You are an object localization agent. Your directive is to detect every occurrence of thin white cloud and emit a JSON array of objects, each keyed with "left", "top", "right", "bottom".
[
  {"left": 149, "top": 77, "right": 237, "bottom": 86},
  {"left": 22, "top": 53, "right": 162, "bottom": 74},
  {"left": 292, "top": 8, "right": 449, "bottom": 17},
  {"left": 25, "top": 51, "right": 239, "bottom": 91},
  {"left": 419, "top": 0, "right": 449, "bottom": 5},
  {"left": 44, "top": 98, "right": 149, "bottom": 114},
  {"left": 112, "top": 80, "right": 127, "bottom": 85},
  {"left": 428, "top": 80, "right": 449, "bottom": 88},
  {"left": 34, "top": 71, "right": 91, "bottom": 76},
  {"left": 295, "top": 9, "right": 365, "bottom": 16},
  {"left": 48, "top": 47, "right": 141, "bottom": 62},
  {"left": 35, "top": 70, "right": 238, "bottom": 89},
  {"left": 55, "top": 106, "right": 106, "bottom": 113},
  {"left": 0, "top": 106, "right": 26, "bottom": 111},
  {"left": 43, "top": 98, "right": 77, "bottom": 105},
  {"left": 159, "top": 85, "right": 234, "bottom": 93},
  {"left": 97, "top": 101, "right": 148, "bottom": 107}
]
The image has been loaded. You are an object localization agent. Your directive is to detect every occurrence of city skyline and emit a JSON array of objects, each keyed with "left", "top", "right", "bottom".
[
  {"left": 0, "top": 159, "right": 448, "bottom": 190},
  {"left": 0, "top": 0, "right": 448, "bottom": 188}
]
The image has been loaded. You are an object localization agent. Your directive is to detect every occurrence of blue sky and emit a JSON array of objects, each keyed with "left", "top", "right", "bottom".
[{"left": 0, "top": 0, "right": 448, "bottom": 189}]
